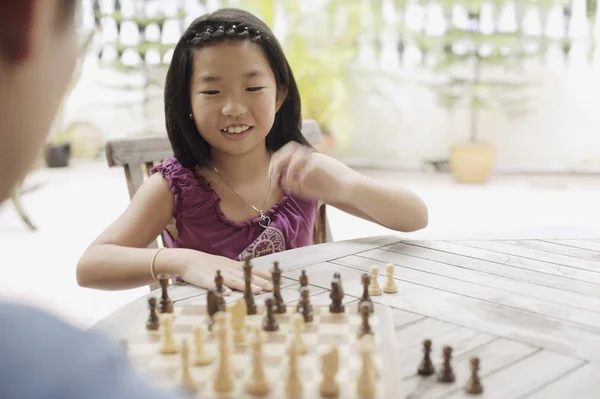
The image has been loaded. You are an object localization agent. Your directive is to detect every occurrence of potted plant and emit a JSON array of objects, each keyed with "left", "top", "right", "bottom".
[{"left": 422, "top": 0, "right": 549, "bottom": 183}]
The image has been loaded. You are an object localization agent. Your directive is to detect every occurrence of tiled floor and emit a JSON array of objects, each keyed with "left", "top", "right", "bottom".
[{"left": 1, "top": 159, "right": 599, "bottom": 328}]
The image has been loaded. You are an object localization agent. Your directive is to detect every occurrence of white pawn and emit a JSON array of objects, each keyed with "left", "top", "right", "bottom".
[
  {"left": 193, "top": 326, "right": 211, "bottom": 366},
  {"left": 159, "top": 315, "right": 178, "bottom": 354},
  {"left": 319, "top": 345, "right": 339, "bottom": 397},
  {"left": 285, "top": 337, "right": 303, "bottom": 398},
  {"left": 356, "top": 335, "right": 376, "bottom": 398},
  {"left": 289, "top": 313, "right": 307, "bottom": 355},
  {"left": 179, "top": 339, "right": 197, "bottom": 393},
  {"left": 383, "top": 263, "right": 398, "bottom": 293},
  {"left": 246, "top": 328, "right": 270, "bottom": 395},
  {"left": 368, "top": 266, "right": 382, "bottom": 296}
]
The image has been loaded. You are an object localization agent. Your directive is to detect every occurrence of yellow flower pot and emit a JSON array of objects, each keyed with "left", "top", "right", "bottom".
[{"left": 449, "top": 142, "right": 496, "bottom": 184}]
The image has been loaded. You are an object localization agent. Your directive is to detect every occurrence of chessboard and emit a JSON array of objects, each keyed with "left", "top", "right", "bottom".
[{"left": 125, "top": 295, "right": 401, "bottom": 398}]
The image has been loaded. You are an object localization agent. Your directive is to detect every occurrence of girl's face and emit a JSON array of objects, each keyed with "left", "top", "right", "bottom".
[{"left": 189, "top": 40, "right": 286, "bottom": 158}]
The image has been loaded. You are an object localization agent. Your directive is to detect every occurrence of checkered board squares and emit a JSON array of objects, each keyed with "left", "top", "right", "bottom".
[{"left": 126, "top": 302, "right": 399, "bottom": 398}]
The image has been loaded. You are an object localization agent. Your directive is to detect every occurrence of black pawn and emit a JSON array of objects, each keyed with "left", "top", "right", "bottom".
[
  {"left": 215, "top": 270, "right": 224, "bottom": 294},
  {"left": 465, "top": 357, "right": 483, "bottom": 395},
  {"left": 299, "top": 270, "right": 308, "bottom": 287},
  {"left": 329, "top": 273, "right": 345, "bottom": 313},
  {"left": 437, "top": 346, "right": 455, "bottom": 383},
  {"left": 262, "top": 297, "right": 279, "bottom": 332},
  {"left": 297, "top": 286, "right": 313, "bottom": 323},
  {"left": 417, "top": 339, "right": 435, "bottom": 376},
  {"left": 146, "top": 297, "right": 160, "bottom": 331},
  {"left": 271, "top": 261, "right": 286, "bottom": 314},
  {"left": 243, "top": 256, "right": 257, "bottom": 315},
  {"left": 157, "top": 274, "right": 173, "bottom": 314},
  {"left": 357, "top": 302, "right": 373, "bottom": 338},
  {"left": 358, "top": 273, "right": 373, "bottom": 314}
]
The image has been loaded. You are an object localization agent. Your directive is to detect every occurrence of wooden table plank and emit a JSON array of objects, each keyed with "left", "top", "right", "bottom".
[
  {"left": 328, "top": 256, "right": 600, "bottom": 361},
  {"left": 392, "top": 308, "right": 426, "bottom": 329},
  {"left": 444, "top": 350, "right": 583, "bottom": 399},
  {"left": 373, "top": 245, "right": 600, "bottom": 311},
  {"left": 542, "top": 239, "right": 600, "bottom": 253},
  {"left": 453, "top": 240, "right": 600, "bottom": 273},
  {"left": 334, "top": 252, "right": 600, "bottom": 331},
  {"left": 395, "top": 318, "right": 462, "bottom": 350},
  {"left": 500, "top": 240, "right": 600, "bottom": 262},
  {"left": 386, "top": 240, "right": 600, "bottom": 294},
  {"left": 525, "top": 362, "right": 600, "bottom": 399},
  {"left": 403, "top": 338, "right": 539, "bottom": 398}
]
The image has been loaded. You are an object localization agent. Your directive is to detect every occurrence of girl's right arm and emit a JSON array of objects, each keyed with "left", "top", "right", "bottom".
[{"left": 76, "top": 174, "right": 271, "bottom": 292}]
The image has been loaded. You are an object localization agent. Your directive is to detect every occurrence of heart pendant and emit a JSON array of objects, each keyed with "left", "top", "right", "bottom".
[{"left": 259, "top": 215, "right": 271, "bottom": 228}]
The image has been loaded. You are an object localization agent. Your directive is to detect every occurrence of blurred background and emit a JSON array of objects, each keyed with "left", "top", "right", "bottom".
[{"left": 1, "top": 0, "right": 599, "bottom": 327}]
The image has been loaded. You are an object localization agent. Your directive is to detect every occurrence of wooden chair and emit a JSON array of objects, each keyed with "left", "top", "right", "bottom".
[{"left": 105, "top": 119, "right": 333, "bottom": 265}]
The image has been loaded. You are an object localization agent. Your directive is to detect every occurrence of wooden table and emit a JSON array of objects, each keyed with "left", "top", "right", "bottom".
[{"left": 94, "top": 235, "right": 600, "bottom": 398}]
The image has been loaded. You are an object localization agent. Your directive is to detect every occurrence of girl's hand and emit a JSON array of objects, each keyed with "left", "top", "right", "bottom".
[
  {"left": 175, "top": 249, "right": 273, "bottom": 294},
  {"left": 269, "top": 142, "right": 355, "bottom": 204}
]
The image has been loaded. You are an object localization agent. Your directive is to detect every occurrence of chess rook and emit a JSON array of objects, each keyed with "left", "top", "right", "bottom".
[
  {"left": 271, "top": 261, "right": 286, "bottom": 314},
  {"left": 243, "top": 256, "right": 258, "bottom": 315},
  {"left": 157, "top": 274, "right": 173, "bottom": 314}
]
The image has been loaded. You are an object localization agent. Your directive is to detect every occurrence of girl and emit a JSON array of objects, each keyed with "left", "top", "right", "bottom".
[{"left": 76, "top": 8, "right": 428, "bottom": 293}]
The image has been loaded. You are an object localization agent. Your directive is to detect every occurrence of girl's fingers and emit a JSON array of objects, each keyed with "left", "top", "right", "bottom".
[{"left": 222, "top": 274, "right": 246, "bottom": 292}]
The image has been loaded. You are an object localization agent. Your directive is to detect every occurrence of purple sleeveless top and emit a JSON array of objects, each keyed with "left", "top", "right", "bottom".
[{"left": 150, "top": 157, "right": 318, "bottom": 261}]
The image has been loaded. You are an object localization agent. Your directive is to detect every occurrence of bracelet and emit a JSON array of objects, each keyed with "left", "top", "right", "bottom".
[{"left": 150, "top": 247, "right": 166, "bottom": 282}]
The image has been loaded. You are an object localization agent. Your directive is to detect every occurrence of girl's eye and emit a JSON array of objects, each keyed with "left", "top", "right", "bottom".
[
  {"left": 246, "top": 87, "right": 264, "bottom": 92},
  {"left": 201, "top": 90, "right": 219, "bottom": 95}
]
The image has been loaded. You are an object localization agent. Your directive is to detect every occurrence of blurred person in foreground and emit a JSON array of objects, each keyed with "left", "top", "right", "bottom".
[{"left": 0, "top": 1, "right": 187, "bottom": 398}]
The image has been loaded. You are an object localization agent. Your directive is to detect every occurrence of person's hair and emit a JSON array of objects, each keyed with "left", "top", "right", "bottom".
[{"left": 164, "top": 8, "right": 311, "bottom": 168}]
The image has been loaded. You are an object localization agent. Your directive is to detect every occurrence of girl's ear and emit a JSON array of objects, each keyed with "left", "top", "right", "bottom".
[{"left": 275, "top": 85, "right": 288, "bottom": 112}]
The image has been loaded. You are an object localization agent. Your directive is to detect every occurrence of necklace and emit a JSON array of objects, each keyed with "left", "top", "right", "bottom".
[{"left": 209, "top": 163, "right": 273, "bottom": 228}]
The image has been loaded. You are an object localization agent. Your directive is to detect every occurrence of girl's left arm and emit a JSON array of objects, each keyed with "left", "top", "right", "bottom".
[{"left": 270, "top": 142, "right": 429, "bottom": 233}]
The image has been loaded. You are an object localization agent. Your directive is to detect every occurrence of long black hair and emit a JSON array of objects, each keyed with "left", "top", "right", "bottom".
[{"left": 164, "top": 8, "right": 311, "bottom": 168}]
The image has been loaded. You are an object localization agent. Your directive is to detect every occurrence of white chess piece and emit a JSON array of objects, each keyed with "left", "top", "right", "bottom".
[
  {"left": 319, "top": 345, "right": 340, "bottom": 396},
  {"left": 383, "top": 263, "right": 398, "bottom": 293},
  {"left": 193, "top": 326, "right": 211, "bottom": 366},
  {"left": 159, "top": 315, "right": 178, "bottom": 354},
  {"left": 360, "top": 334, "right": 379, "bottom": 379},
  {"left": 246, "top": 328, "right": 270, "bottom": 395},
  {"left": 290, "top": 313, "right": 307, "bottom": 355},
  {"left": 227, "top": 298, "right": 247, "bottom": 345},
  {"left": 285, "top": 336, "right": 303, "bottom": 398},
  {"left": 368, "top": 266, "right": 382, "bottom": 296},
  {"left": 179, "top": 339, "right": 197, "bottom": 393},
  {"left": 357, "top": 335, "right": 376, "bottom": 398},
  {"left": 212, "top": 312, "right": 235, "bottom": 394}
]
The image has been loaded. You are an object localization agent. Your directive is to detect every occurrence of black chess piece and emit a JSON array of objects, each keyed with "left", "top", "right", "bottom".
[
  {"left": 157, "top": 274, "right": 173, "bottom": 313},
  {"left": 329, "top": 273, "right": 345, "bottom": 313},
  {"left": 357, "top": 302, "right": 373, "bottom": 338},
  {"left": 417, "top": 339, "right": 435, "bottom": 376},
  {"left": 297, "top": 286, "right": 313, "bottom": 323},
  {"left": 146, "top": 297, "right": 160, "bottom": 331},
  {"left": 437, "top": 346, "right": 455, "bottom": 383},
  {"left": 299, "top": 270, "right": 308, "bottom": 287},
  {"left": 215, "top": 270, "right": 224, "bottom": 293},
  {"left": 262, "top": 297, "right": 279, "bottom": 332},
  {"left": 465, "top": 357, "right": 483, "bottom": 394},
  {"left": 357, "top": 273, "right": 373, "bottom": 314},
  {"left": 271, "top": 261, "right": 286, "bottom": 314},
  {"left": 243, "top": 256, "right": 257, "bottom": 315}
]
